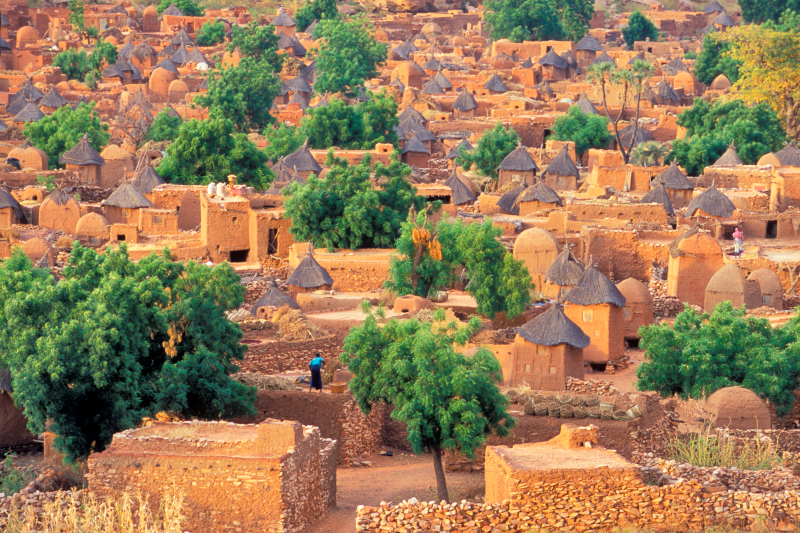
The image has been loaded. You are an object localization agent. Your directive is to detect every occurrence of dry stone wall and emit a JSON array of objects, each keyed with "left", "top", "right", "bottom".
[{"left": 238, "top": 336, "right": 341, "bottom": 374}]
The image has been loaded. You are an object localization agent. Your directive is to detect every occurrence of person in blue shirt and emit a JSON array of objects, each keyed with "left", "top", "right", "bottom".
[{"left": 309, "top": 352, "right": 325, "bottom": 392}]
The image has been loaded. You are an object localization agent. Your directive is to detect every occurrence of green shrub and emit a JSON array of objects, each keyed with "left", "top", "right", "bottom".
[{"left": 669, "top": 427, "right": 782, "bottom": 470}]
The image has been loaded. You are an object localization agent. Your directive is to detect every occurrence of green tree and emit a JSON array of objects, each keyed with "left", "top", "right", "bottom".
[
  {"left": 549, "top": 106, "right": 612, "bottom": 157},
  {"left": 630, "top": 140, "right": 670, "bottom": 167},
  {"left": 341, "top": 306, "right": 515, "bottom": 502},
  {"left": 555, "top": 0, "right": 594, "bottom": 41},
  {"left": 739, "top": 0, "right": 800, "bottom": 23},
  {"left": 196, "top": 20, "right": 226, "bottom": 46},
  {"left": 587, "top": 59, "right": 655, "bottom": 163},
  {"left": 157, "top": 110, "right": 272, "bottom": 188},
  {"left": 622, "top": 10, "right": 658, "bottom": 49},
  {"left": 313, "top": 15, "right": 387, "bottom": 96},
  {"left": 386, "top": 210, "right": 533, "bottom": 320},
  {"left": 227, "top": 22, "right": 283, "bottom": 72},
  {"left": 0, "top": 246, "right": 255, "bottom": 462},
  {"left": 157, "top": 0, "right": 204, "bottom": 16},
  {"left": 194, "top": 57, "right": 282, "bottom": 132},
  {"left": 263, "top": 122, "right": 306, "bottom": 164},
  {"left": 305, "top": 92, "right": 398, "bottom": 149},
  {"left": 485, "top": 0, "right": 565, "bottom": 42},
  {"left": 52, "top": 49, "right": 88, "bottom": 81},
  {"left": 23, "top": 102, "right": 110, "bottom": 169},
  {"left": 146, "top": 111, "right": 183, "bottom": 143},
  {"left": 694, "top": 34, "right": 741, "bottom": 86},
  {"left": 668, "top": 98, "right": 786, "bottom": 175},
  {"left": 67, "top": 0, "right": 84, "bottom": 33},
  {"left": 283, "top": 151, "right": 425, "bottom": 250},
  {"left": 637, "top": 302, "right": 800, "bottom": 416},
  {"left": 456, "top": 122, "right": 519, "bottom": 184},
  {"left": 296, "top": 0, "right": 339, "bottom": 31}
]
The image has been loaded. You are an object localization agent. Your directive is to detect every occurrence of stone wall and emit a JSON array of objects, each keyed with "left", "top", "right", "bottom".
[
  {"left": 87, "top": 419, "right": 336, "bottom": 533},
  {"left": 238, "top": 335, "right": 341, "bottom": 374}
]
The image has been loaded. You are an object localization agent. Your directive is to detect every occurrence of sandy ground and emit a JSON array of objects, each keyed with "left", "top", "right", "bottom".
[
  {"left": 305, "top": 450, "right": 484, "bottom": 533},
  {"left": 585, "top": 347, "right": 646, "bottom": 394}
]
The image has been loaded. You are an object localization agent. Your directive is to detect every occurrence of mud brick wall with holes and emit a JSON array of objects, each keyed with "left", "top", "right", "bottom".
[
  {"left": 238, "top": 335, "right": 341, "bottom": 374},
  {"left": 86, "top": 419, "right": 336, "bottom": 533}
]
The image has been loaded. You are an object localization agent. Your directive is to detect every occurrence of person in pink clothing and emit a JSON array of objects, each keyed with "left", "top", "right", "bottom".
[{"left": 733, "top": 228, "right": 743, "bottom": 256}]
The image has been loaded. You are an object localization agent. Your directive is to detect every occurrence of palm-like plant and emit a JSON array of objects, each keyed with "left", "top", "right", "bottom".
[{"left": 631, "top": 140, "right": 671, "bottom": 167}]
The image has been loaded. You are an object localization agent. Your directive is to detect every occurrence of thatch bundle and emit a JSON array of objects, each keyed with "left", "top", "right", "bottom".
[
  {"left": 232, "top": 372, "right": 295, "bottom": 391},
  {"left": 272, "top": 306, "right": 327, "bottom": 341}
]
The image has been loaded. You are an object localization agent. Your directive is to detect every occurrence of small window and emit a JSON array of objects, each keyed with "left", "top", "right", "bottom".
[
  {"left": 557, "top": 177, "right": 565, "bottom": 186},
  {"left": 232, "top": 216, "right": 238, "bottom": 223},
  {"left": 583, "top": 310, "right": 593, "bottom": 322},
  {"left": 268, "top": 228, "right": 279, "bottom": 255},
  {"left": 117, "top": 234, "right": 126, "bottom": 242},
  {"left": 525, "top": 364, "right": 531, "bottom": 372},
  {"left": 88, "top": 236, "right": 100, "bottom": 245},
  {"left": 623, "top": 308, "right": 632, "bottom": 320},
  {"left": 595, "top": 330, "right": 600, "bottom": 337},
  {"left": 763, "top": 294, "right": 772, "bottom": 305},
  {"left": 549, "top": 366, "right": 556, "bottom": 374},
  {"left": 537, "top": 344, "right": 548, "bottom": 355},
  {"left": 120, "top": 210, "right": 128, "bottom": 218},
  {"left": 153, "top": 215, "right": 163, "bottom": 224}
]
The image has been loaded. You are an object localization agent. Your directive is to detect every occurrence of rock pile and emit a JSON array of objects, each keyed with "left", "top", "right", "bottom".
[{"left": 566, "top": 376, "right": 619, "bottom": 396}]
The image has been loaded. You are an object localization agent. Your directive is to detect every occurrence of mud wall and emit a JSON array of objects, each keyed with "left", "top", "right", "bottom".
[{"left": 238, "top": 335, "right": 341, "bottom": 374}]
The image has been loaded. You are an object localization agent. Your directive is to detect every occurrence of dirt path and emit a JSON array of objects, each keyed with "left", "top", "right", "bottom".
[{"left": 305, "top": 450, "right": 484, "bottom": 533}]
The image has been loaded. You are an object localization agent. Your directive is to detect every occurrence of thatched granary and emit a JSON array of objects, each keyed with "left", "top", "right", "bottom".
[
  {"left": 544, "top": 244, "right": 584, "bottom": 299},
  {"left": 445, "top": 139, "right": 473, "bottom": 164},
  {"left": 563, "top": 265, "right": 626, "bottom": 364},
  {"left": 575, "top": 34, "right": 603, "bottom": 65},
  {"left": 444, "top": 171, "right": 476, "bottom": 206},
  {"left": 497, "top": 143, "right": 539, "bottom": 188},
  {"left": 0, "top": 188, "right": 26, "bottom": 227},
  {"left": 616, "top": 278, "right": 653, "bottom": 340},
  {"left": 102, "top": 182, "right": 154, "bottom": 226},
  {"left": 401, "top": 134, "right": 430, "bottom": 167},
  {"left": 704, "top": 263, "right": 761, "bottom": 313},
  {"left": 537, "top": 49, "right": 567, "bottom": 80},
  {"left": 452, "top": 88, "right": 478, "bottom": 118},
  {"left": 60, "top": 133, "right": 105, "bottom": 186},
  {"left": 617, "top": 124, "right": 654, "bottom": 150},
  {"left": 132, "top": 165, "right": 166, "bottom": 194},
  {"left": 703, "top": 0, "right": 724, "bottom": 13},
  {"left": 7, "top": 79, "right": 43, "bottom": 115},
  {"left": 483, "top": 72, "right": 507, "bottom": 94},
  {"left": 704, "top": 386, "right": 771, "bottom": 430},
  {"left": 686, "top": 186, "right": 737, "bottom": 218},
  {"left": 640, "top": 182, "right": 674, "bottom": 215},
  {"left": 573, "top": 92, "right": 599, "bottom": 115},
  {"left": 251, "top": 280, "right": 300, "bottom": 319},
  {"left": 512, "top": 228, "right": 559, "bottom": 293},
  {"left": 667, "top": 227, "right": 724, "bottom": 307},
  {"left": 713, "top": 143, "right": 742, "bottom": 167},
  {"left": 39, "top": 187, "right": 80, "bottom": 234},
  {"left": 100, "top": 144, "right": 136, "bottom": 188},
  {"left": 38, "top": 85, "right": 69, "bottom": 113},
  {"left": 12, "top": 101, "right": 44, "bottom": 124},
  {"left": 516, "top": 180, "right": 563, "bottom": 215},
  {"left": 544, "top": 146, "right": 580, "bottom": 191},
  {"left": 286, "top": 246, "right": 334, "bottom": 299},
  {"left": 512, "top": 303, "right": 589, "bottom": 389},
  {"left": 496, "top": 184, "right": 526, "bottom": 215},
  {"left": 747, "top": 268, "right": 783, "bottom": 310},
  {"left": 651, "top": 161, "right": 693, "bottom": 208},
  {"left": 7, "top": 140, "right": 47, "bottom": 170},
  {"left": 283, "top": 138, "right": 322, "bottom": 178},
  {"left": 398, "top": 105, "right": 427, "bottom": 125},
  {"left": 758, "top": 143, "right": 800, "bottom": 168}
]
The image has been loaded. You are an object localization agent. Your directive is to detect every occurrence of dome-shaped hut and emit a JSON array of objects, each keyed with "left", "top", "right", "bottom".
[
  {"left": 7, "top": 140, "right": 47, "bottom": 171},
  {"left": 617, "top": 278, "right": 653, "bottom": 340},
  {"left": 704, "top": 263, "right": 761, "bottom": 313},
  {"left": 39, "top": 187, "right": 80, "bottom": 234},
  {"left": 75, "top": 212, "right": 109, "bottom": 247},
  {"left": 667, "top": 227, "right": 724, "bottom": 307},
  {"left": 512, "top": 228, "right": 559, "bottom": 292},
  {"left": 747, "top": 268, "right": 783, "bottom": 310},
  {"left": 704, "top": 386, "right": 771, "bottom": 430}
]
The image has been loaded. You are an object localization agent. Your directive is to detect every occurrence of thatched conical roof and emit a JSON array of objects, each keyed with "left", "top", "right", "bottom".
[
  {"left": 498, "top": 143, "right": 539, "bottom": 172},
  {"left": 160, "top": 4, "right": 184, "bottom": 18},
  {"left": 545, "top": 245, "right": 583, "bottom": 286},
  {"left": 445, "top": 138, "right": 473, "bottom": 159},
  {"left": 563, "top": 265, "right": 626, "bottom": 307},
  {"left": 401, "top": 134, "right": 430, "bottom": 155},
  {"left": 288, "top": 91, "right": 309, "bottom": 109},
  {"left": 445, "top": 171, "right": 476, "bottom": 206},
  {"left": 132, "top": 165, "right": 165, "bottom": 194},
  {"left": 535, "top": 79, "right": 555, "bottom": 95},
  {"left": 574, "top": 92, "right": 599, "bottom": 115},
  {"left": 13, "top": 101, "right": 44, "bottom": 122},
  {"left": 398, "top": 105, "right": 427, "bottom": 125},
  {"left": 483, "top": 72, "right": 508, "bottom": 93},
  {"left": 703, "top": 0, "right": 724, "bottom": 12},
  {"left": 576, "top": 34, "right": 603, "bottom": 52},
  {"left": 640, "top": 182, "right": 675, "bottom": 215},
  {"left": 0, "top": 188, "right": 26, "bottom": 222},
  {"left": 655, "top": 79, "right": 681, "bottom": 103},
  {"left": 47, "top": 187, "right": 75, "bottom": 206},
  {"left": 517, "top": 180, "right": 563, "bottom": 206},
  {"left": 663, "top": 56, "right": 688, "bottom": 75},
  {"left": 591, "top": 51, "right": 616, "bottom": 67},
  {"left": 452, "top": 88, "right": 478, "bottom": 111},
  {"left": 251, "top": 281, "right": 300, "bottom": 315},
  {"left": 618, "top": 124, "right": 654, "bottom": 148},
  {"left": 286, "top": 248, "right": 333, "bottom": 288},
  {"left": 653, "top": 162, "right": 692, "bottom": 190},
  {"left": 59, "top": 134, "right": 105, "bottom": 166},
  {"left": 774, "top": 144, "right": 800, "bottom": 167},
  {"left": 685, "top": 186, "right": 737, "bottom": 218},
  {"left": 516, "top": 303, "right": 590, "bottom": 348},
  {"left": 496, "top": 184, "right": 526, "bottom": 215},
  {"left": 713, "top": 11, "right": 736, "bottom": 27},
  {"left": 422, "top": 79, "right": 444, "bottom": 95},
  {"left": 283, "top": 138, "right": 322, "bottom": 173},
  {"left": 102, "top": 182, "right": 154, "bottom": 208},
  {"left": 171, "top": 27, "right": 194, "bottom": 46},
  {"left": 545, "top": 146, "right": 579, "bottom": 178},
  {"left": 433, "top": 69, "right": 452, "bottom": 89},
  {"left": 538, "top": 48, "right": 567, "bottom": 69},
  {"left": 400, "top": 118, "right": 436, "bottom": 142},
  {"left": 272, "top": 6, "right": 296, "bottom": 26},
  {"left": 39, "top": 86, "right": 68, "bottom": 109},
  {"left": 713, "top": 143, "right": 742, "bottom": 167}
]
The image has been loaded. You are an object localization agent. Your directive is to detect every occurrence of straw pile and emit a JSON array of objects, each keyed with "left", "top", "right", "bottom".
[
  {"left": 272, "top": 306, "right": 327, "bottom": 341},
  {"left": 232, "top": 372, "right": 295, "bottom": 391}
]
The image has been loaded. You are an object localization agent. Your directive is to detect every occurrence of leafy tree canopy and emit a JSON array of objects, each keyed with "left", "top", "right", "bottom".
[
  {"left": 637, "top": 302, "right": 800, "bottom": 416},
  {"left": 194, "top": 57, "right": 282, "bottom": 132},
  {"left": 669, "top": 98, "right": 786, "bottom": 175},
  {"left": 67, "top": 0, "right": 84, "bottom": 32},
  {"left": 341, "top": 306, "right": 515, "bottom": 502},
  {"left": 227, "top": 21, "right": 284, "bottom": 72},
  {"left": 694, "top": 33, "right": 740, "bottom": 86},
  {"left": 313, "top": 15, "right": 387, "bottom": 95},
  {"left": 146, "top": 111, "right": 183, "bottom": 143},
  {"left": 264, "top": 91, "right": 398, "bottom": 156},
  {"left": 485, "top": 0, "right": 593, "bottom": 42},
  {"left": 157, "top": 110, "right": 272, "bottom": 188},
  {"left": 23, "top": 102, "right": 110, "bottom": 169},
  {"left": 739, "top": 0, "right": 800, "bottom": 23},
  {"left": 296, "top": 0, "right": 339, "bottom": 32},
  {"left": 157, "top": 0, "right": 204, "bottom": 16},
  {"left": 196, "top": 20, "right": 226, "bottom": 46},
  {"left": 720, "top": 15, "right": 800, "bottom": 137},
  {"left": 52, "top": 37, "right": 117, "bottom": 87},
  {"left": 0, "top": 245, "right": 255, "bottom": 462},
  {"left": 52, "top": 49, "right": 88, "bottom": 81},
  {"left": 549, "top": 105, "right": 612, "bottom": 157},
  {"left": 622, "top": 10, "right": 658, "bottom": 49},
  {"left": 456, "top": 122, "right": 519, "bottom": 182},
  {"left": 283, "top": 150, "right": 425, "bottom": 250},
  {"left": 386, "top": 209, "right": 533, "bottom": 320}
]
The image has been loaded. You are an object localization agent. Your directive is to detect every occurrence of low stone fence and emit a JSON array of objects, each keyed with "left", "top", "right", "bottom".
[{"left": 238, "top": 335, "right": 341, "bottom": 374}]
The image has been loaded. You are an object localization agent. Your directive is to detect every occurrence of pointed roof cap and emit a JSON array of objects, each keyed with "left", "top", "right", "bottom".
[
  {"left": 713, "top": 11, "right": 736, "bottom": 26},
  {"left": 446, "top": 138, "right": 473, "bottom": 159},
  {"left": 496, "top": 184, "right": 525, "bottom": 215},
  {"left": 774, "top": 143, "right": 800, "bottom": 167},
  {"left": 703, "top": 0, "right": 725, "bottom": 13},
  {"left": 102, "top": 182, "right": 154, "bottom": 208},
  {"left": 433, "top": 69, "right": 452, "bottom": 89},
  {"left": 172, "top": 27, "right": 194, "bottom": 46},
  {"left": 664, "top": 56, "right": 688, "bottom": 75},
  {"left": 546, "top": 245, "right": 584, "bottom": 286},
  {"left": 13, "top": 101, "right": 44, "bottom": 122},
  {"left": 401, "top": 134, "right": 430, "bottom": 155},
  {"left": 422, "top": 79, "right": 444, "bottom": 95},
  {"left": 283, "top": 138, "right": 322, "bottom": 173},
  {"left": 286, "top": 246, "right": 333, "bottom": 288},
  {"left": 444, "top": 170, "right": 476, "bottom": 205},
  {"left": 517, "top": 180, "right": 563, "bottom": 206},
  {"left": 288, "top": 91, "right": 309, "bottom": 109},
  {"left": 59, "top": 134, "right": 105, "bottom": 166},
  {"left": 39, "top": 86, "right": 68, "bottom": 109},
  {"left": 422, "top": 56, "right": 440, "bottom": 70},
  {"left": 516, "top": 303, "right": 590, "bottom": 348},
  {"left": 0, "top": 188, "right": 25, "bottom": 222},
  {"left": 563, "top": 264, "right": 626, "bottom": 307},
  {"left": 272, "top": 5, "right": 296, "bottom": 26},
  {"left": 398, "top": 105, "right": 427, "bottom": 125},
  {"left": 160, "top": 4, "right": 184, "bottom": 18},
  {"left": 591, "top": 51, "right": 616, "bottom": 66},
  {"left": 574, "top": 92, "right": 599, "bottom": 115},
  {"left": 251, "top": 280, "right": 300, "bottom": 314},
  {"left": 713, "top": 143, "right": 742, "bottom": 167}
]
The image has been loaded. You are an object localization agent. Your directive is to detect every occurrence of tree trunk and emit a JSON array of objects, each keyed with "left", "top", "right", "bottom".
[
  {"left": 624, "top": 86, "right": 644, "bottom": 165},
  {"left": 431, "top": 446, "right": 449, "bottom": 503}
]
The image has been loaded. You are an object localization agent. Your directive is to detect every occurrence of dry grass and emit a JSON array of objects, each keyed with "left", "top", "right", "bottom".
[
  {"left": 669, "top": 427, "right": 782, "bottom": 471},
  {"left": 3, "top": 488, "right": 185, "bottom": 533},
  {"left": 232, "top": 372, "right": 296, "bottom": 391},
  {"left": 272, "top": 307, "right": 328, "bottom": 341}
]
